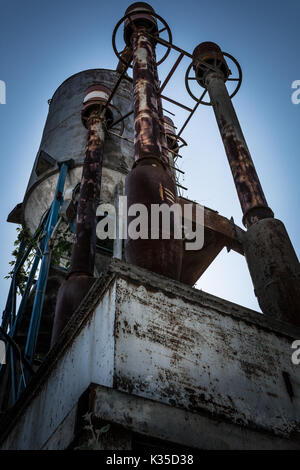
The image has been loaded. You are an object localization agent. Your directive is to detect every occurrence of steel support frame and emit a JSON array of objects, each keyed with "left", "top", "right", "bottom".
[{"left": 17, "top": 161, "right": 70, "bottom": 397}]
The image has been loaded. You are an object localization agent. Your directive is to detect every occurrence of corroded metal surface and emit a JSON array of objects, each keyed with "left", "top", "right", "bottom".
[
  {"left": 131, "top": 30, "right": 162, "bottom": 161},
  {"left": 69, "top": 110, "right": 105, "bottom": 275},
  {"left": 243, "top": 218, "right": 300, "bottom": 325},
  {"left": 205, "top": 74, "right": 272, "bottom": 228},
  {"left": 179, "top": 197, "right": 245, "bottom": 285},
  {"left": 179, "top": 197, "right": 244, "bottom": 255},
  {"left": 192, "top": 42, "right": 273, "bottom": 228},
  {"left": 124, "top": 4, "right": 183, "bottom": 280},
  {"left": 51, "top": 101, "right": 106, "bottom": 345},
  {"left": 192, "top": 42, "right": 300, "bottom": 323},
  {"left": 125, "top": 162, "right": 182, "bottom": 280}
]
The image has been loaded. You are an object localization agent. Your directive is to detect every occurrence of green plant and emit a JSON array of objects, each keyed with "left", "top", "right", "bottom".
[
  {"left": 5, "top": 222, "right": 73, "bottom": 295},
  {"left": 5, "top": 226, "right": 38, "bottom": 294},
  {"left": 50, "top": 222, "right": 73, "bottom": 268},
  {"left": 74, "top": 412, "right": 111, "bottom": 450}
]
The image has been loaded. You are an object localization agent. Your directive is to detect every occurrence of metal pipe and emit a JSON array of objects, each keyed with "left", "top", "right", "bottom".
[
  {"left": 193, "top": 42, "right": 273, "bottom": 228},
  {"left": 123, "top": 2, "right": 183, "bottom": 280},
  {"left": 69, "top": 112, "right": 105, "bottom": 275},
  {"left": 131, "top": 29, "right": 162, "bottom": 161},
  {"left": 192, "top": 42, "right": 300, "bottom": 324},
  {"left": 51, "top": 86, "right": 111, "bottom": 346}
]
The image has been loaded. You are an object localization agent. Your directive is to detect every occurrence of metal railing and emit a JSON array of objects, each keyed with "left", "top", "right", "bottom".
[{"left": 0, "top": 161, "right": 72, "bottom": 406}]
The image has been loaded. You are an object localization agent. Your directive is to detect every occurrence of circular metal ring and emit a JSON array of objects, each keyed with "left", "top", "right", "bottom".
[
  {"left": 112, "top": 9, "right": 173, "bottom": 68},
  {"left": 185, "top": 52, "right": 242, "bottom": 106},
  {"left": 223, "top": 52, "right": 242, "bottom": 99},
  {"left": 106, "top": 103, "right": 125, "bottom": 136}
]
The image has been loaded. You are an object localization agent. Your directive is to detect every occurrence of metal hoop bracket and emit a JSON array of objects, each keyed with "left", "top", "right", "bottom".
[
  {"left": 112, "top": 9, "right": 173, "bottom": 68},
  {"left": 185, "top": 52, "right": 242, "bottom": 105}
]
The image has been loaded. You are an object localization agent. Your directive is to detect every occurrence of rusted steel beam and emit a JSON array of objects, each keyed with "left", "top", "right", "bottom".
[
  {"left": 179, "top": 197, "right": 245, "bottom": 285},
  {"left": 123, "top": 2, "right": 183, "bottom": 281},
  {"left": 178, "top": 198, "right": 245, "bottom": 285},
  {"left": 179, "top": 197, "right": 245, "bottom": 254},
  {"left": 159, "top": 52, "right": 184, "bottom": 94},
  {"left": 192, "top": 42, "right": 300, "bottom": 323},
  {"left": 177, "top": 90, "right": 206, "bottom": 138},
  {"left": 102, "top": 67, "right": 129, "bottom": 113},
  {"left": 116, "top": 46, "right": 133, "bottom": 74},
  {"left": 160, "top": 94, "right": 193, "bottom": 113},
  {"left": 150, "top": 34, "right": 192, "bottom": 59},
  {"left": 51, "top": 86, "right": 111, "bottom": 345}
]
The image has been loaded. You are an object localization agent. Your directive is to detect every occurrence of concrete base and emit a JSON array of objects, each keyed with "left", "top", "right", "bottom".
[{"left": 0, "top": 259, "right": 299, "bottom": 450}]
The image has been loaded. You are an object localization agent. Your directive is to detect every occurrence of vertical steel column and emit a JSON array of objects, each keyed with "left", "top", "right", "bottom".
[
  {"left": 192, "top": 42, "right": 300, "bottom": 324},
  {"left": 131, "top": 29, "right": 162, "bottom": 161},
  {"left": 123, "top": 2, "right": 183, "bottom": 280},
  {"left": 51, "top": 86, "right": 110, "bottom": 346},
  {"left": 193, "top": 43, "right": 273, "bottom": 228},
  {"left": 69, "top": 114, "right": 105, "bottom": 276}
]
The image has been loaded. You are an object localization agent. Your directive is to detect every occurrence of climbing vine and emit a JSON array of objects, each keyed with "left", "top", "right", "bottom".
[
  {"left": 5, "top": 225, "right": 38, "bottom": 295},
  {"left": 5, "top": 222, "right": 73, "bottom": 295}
]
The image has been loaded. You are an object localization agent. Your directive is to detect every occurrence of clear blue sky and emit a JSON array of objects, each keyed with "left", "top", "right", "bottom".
[{"left": 0, "top": 0, "right": 299, "bottom": 311}]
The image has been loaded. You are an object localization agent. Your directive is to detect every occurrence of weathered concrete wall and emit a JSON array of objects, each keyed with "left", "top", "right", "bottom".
[
  {"left": 0, "top": 260, "right": 299, "bottom": 449},
  {"left": 114, "top": 277, "right": 300, "bottom": 438},
  {"left": 0, "top": 280, "right": 116, "bottom": 450}
]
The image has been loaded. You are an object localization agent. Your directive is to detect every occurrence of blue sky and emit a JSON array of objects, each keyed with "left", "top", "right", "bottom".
[{"left": 0, "top": 0, "right": 299, "bottom": 311}]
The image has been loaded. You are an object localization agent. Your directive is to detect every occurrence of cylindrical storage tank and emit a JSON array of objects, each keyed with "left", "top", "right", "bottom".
[{"left": 22, "top": 69, "right": 134, "bottom": 235}]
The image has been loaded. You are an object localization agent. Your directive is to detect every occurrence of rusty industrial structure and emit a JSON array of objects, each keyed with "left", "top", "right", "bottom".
[
  {"left": 124, "top": 3, "right": 183, "bottom": 281},
  {"left": 51, "top": 85, "right": 112, "bottom": 344},
  {"left": 0, "top": 1, "right": 299, "bottom": 451},
  {"left": 191, "top": 41, "right": 300, "bottom": 324}
]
